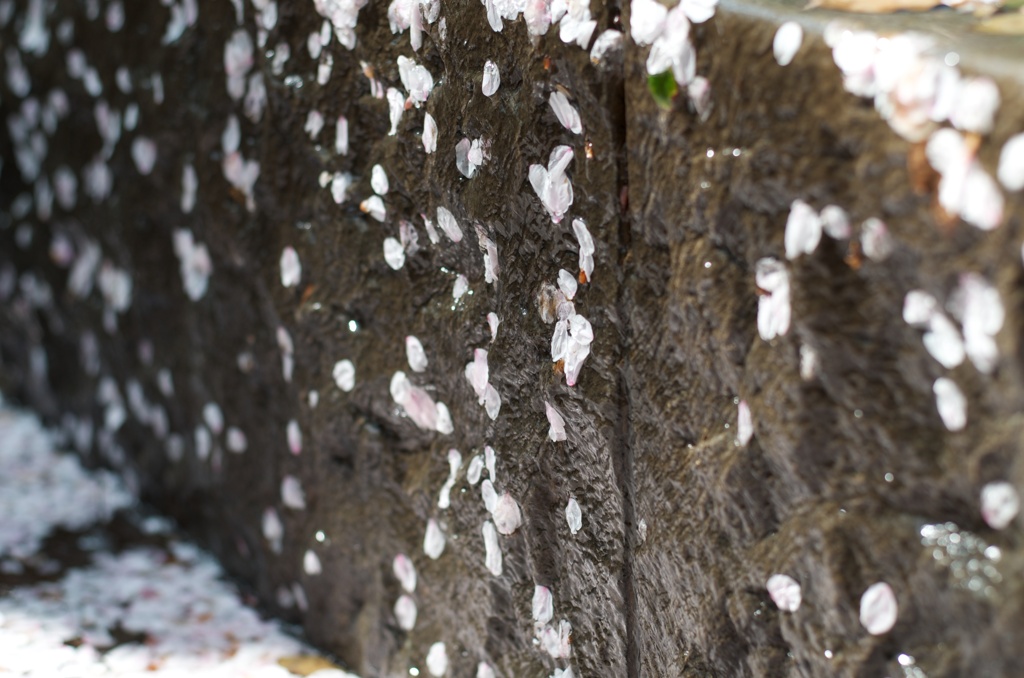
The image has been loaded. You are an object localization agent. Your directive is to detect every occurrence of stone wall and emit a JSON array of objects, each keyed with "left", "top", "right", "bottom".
[{"left": 2, "top": 0, "right": 1024, "bottom": 676}]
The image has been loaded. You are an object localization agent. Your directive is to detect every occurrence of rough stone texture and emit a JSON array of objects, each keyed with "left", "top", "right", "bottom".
[{"left": 1, "top": 0, "right": 1024, "bottom": 676}]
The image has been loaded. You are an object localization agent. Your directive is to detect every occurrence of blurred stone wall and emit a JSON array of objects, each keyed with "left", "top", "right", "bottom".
[{"left": 2, "top": 0, "right": 1024, "bottom": 676}]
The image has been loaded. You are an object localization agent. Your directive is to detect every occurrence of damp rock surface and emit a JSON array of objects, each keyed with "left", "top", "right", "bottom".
[{"left": 1, "top": 0, "right": 1024, "bottom": 677}]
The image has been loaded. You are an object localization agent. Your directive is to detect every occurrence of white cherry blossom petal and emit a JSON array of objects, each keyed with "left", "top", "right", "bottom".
[
  {"left": 565, "top": 497, "right": 582, "bottom": 535},
  {"left": 424, "top": 518, "right": 445, "bottom": 559},
  {"left": 773, "top": 21, "right": 802, "bottom": 67},
  {"left": 859, "top": 582, "right": 898, "bottom": 636},
  {"left": 766, "top": 573, "right": 801, "bottom": 612},
  {"left": 981, "top": 481, "right": 1019, "bottom": 530},
  {"left": 933, "top": 377, "right": 966, "bottom": 432},
  {"left": 482, "top": 60, "right": 500, "bottom": 96}
]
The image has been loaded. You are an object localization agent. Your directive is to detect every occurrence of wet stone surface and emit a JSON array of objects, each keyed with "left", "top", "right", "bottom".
[{"left": 1, "top": 0, "right": 1024, "bottom": 676}]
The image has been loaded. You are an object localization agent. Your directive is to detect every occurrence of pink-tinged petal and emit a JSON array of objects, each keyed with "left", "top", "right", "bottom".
[
  {"left": 541, "top": 619, "right": 572, "bottom": 658},
  {"left": 484, "top": 383, "right": 501, "bottom": 420},
  {"left": 766, "top": 573, "right": 801, "bottom": 612},
  {"left": 394, "top": 594, "right": 417, "bottom": 630},
  {"left": 360, "top": 195, "right": 386, "bottom": 222},
  {"left": 426, "top": 642, "right": 448, "bottom": 677},
  {"left": 465, "top": 349, "right": 489, "bottom": 400},
  {"left": 262, "top": 507, "right": 283, "bottom": 552},
  {"left": 820, "top": 205, "right": 850, "bottom": 239},
  {"left": 482, "top": 60, "right": 500, "bottom": 96},
  {"left": 736, "top": 400, "right": 753, "bottom": 446},
  {"left": 406, "top": 336, "right": 428, "bottom": 372},
  {"left": 384, "top": 237, "right": 406, "bottom": 270},
  {"left": 387, "top": 87, "right": 405, "bottom": 135},
  {"left": 131, "top": 137, "right": 157, "bottom": 175},
  {"left": 681, "top": 0, "right": 717, "bottom": 23},
  {"left": 303, "top": 549, "right": 322, "bottom": 575},
  {"left": 859, "top": 582, "right": 898, "bottom": 635},
  {"left": 333, "top": 359, "right": 355, "bottom": 391},
  {"left": 482, "top": 521, "right": 502, "bottom": 575},
  {"left": 563, "top": 338, "right": 590, "bottom": 387},
  {"left": 492, "top": 492, "right": 522, "bottom": 534},
  {"left": 932, "top": 377, "right": 966, "bottom": 432},
  {"left": 773, "top": 21, "right": 802, "bottom": 67},
  {"left": 280, "top": 246, "right": 301, "bottom": 287},
  {"left": 437, "top": 448, "right": 462, "bottom": 509},
  {"left": 960, "top": 164, "right": 1003, "bottom": 232},
  {"left": 902, "top": 290, "right": 937, "bottom": 327},
  {"left": 981, "top": 481, "right": 1019, "bottom": 530},
  {"left": 435, "top": 401, "right": 454, "bottom": 434},
  {"left": 590, "top": 29, "right": 624, "bottom": 65},
  {"left": 281, "top": 475, "right": 306, "bottom": 509},
  {"left": 998, "top": 133, "right": 1024, "bottom": 192},
  {"left": 524, "top": 0, "right": 551, "bottom": 36},
  {"left": 286, "top": 419, "right": 302, "bottom": 454},
  {"left": 533, "top": 585, "right": 554, "bottom": 624},
  {"left": 405, "top": 385, "right": 439, "bottom": 430},
  {"left": 549, "top": 91, "right": 582, "bottom": 134},
  {"left": 784, "top": 199, "right": 821, "bottom": 260},
  {"left": 630, "top": 0, "right": 667, "bottom": 45},
  {"left": 371, "top": 164, "right": 389, "bottom": 195},
  {"left": 565, "top": 497, "right": 582, "bottom": 534},
  {"left": 436, "top": 206, "right": 464, "bottom": 242},
  {"left": 755, "top": 258, "right": 790, "bottom": 341},
  {"left": 336, "top": 115, "right": 349, "bottom": 155},
  {"left": 545, "top": 401, "right": 567, "bottom": 441},
  {"left": 799, "top": 344, "right": 818, "bottom": 381},
  {"left": 304, "top": 110, "right": 324, "bottom": 139},
  {"left": 456, "top": 137, "right": 477, "bottom": 178},
  {"left": 422, "top": 112, "right": 437, "bottom": 153},
  {"left": 423, "top": 518, "right": 445, "bottom": 559},
  {"left": 488, "top": 312, "right": 500, "bottom": 341},
  {"left": 454, "top": 274, "right": 468, "bottom": 301},
  {"left": 558, "top": 269, "right": 578, "bottom": 300},
  {"left": 922, "top": 313, "right": 965, "bottom": 369},
  {"left": 393, "top": 553, "right": 417, "bottom": 592},
  {"left": 860, "top": 218, "right": 893, "bottom": 261},
  {"left": 397, "top": 55, "right": 434, "bottom": 106},
  {"left": 551, "top": 320, "right": 569, "bottom": 363},
  {"left": 950, "top": 77, "right": 999, "bottom": 135},
  {"left": 687, "top": 76, "right": 711, "bottom": 121}
]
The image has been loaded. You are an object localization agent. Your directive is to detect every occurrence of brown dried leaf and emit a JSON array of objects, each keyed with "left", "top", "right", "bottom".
[
  {"left": 975, "top": 13, "right": 1024, "bottom": 33},
  {"left": 807, "top": 0, "right": 941, "bottom": 12}
]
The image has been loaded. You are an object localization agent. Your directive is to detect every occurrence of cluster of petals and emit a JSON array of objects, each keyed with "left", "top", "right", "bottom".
[
  {"left": 397, "top": 55, "right": 434, "bottom": 106},
  {"left": 926, "top": 128, "right": 1003, "bottom": 231},
  {"left": 784, "top": 200, "right": 853, "bottom": 261},
  {"left": 827, "top": 26, "right": 1000, "bottom": 144},
  {"left": 903, "top": 275, "right": 1003, "bottom": 374},
  {"left": 456, "top": 137, "right": 490, "bottom": 178},
  {"left": 755, "top": 258, "right": 790, "bottom": 341},
  {"left": 391, "top": 371, "right": 454, "bottom": 433},
  {"left": 220, "top": 115, "right": 260, "bottom": 212},
  {"left": 481, "top": 0, "right": 526, "bottom": 34},
  {"left": 172, "top": 229, "right": 212, "bottom": 301},
  {"left": 388, "top": 0, "right": 440, "bottom": 51},
  {"left": 313, "top": 0, "right": 369, "bottom": 50},
  {"left": 551, "top": 312, "right": 593, "bottom": 387},
  {"left": 631, "top": 0, "right": 716, "bottom": 85},
  {"left": 529, "top": 145, "right": 574, "bottom": 223},
  {"left": 465, "top": 348, "right": 501, "bottom": 420},
  {"left": 556, "top": 0, "right": 597, "bottom": 47}
]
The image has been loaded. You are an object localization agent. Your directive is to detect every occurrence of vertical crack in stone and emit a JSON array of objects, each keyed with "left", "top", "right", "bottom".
[{"left": 607, "top": 45, "right": 641, "bottom": 678}]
